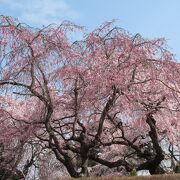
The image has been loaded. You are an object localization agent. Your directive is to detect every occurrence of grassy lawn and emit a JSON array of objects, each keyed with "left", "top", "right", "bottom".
[{"left": 55, "top": 174, "right": 180, "bottom": 180}]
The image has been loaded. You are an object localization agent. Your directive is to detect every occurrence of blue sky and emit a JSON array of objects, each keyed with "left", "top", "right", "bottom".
[{"left": 0, "top": 0, "right": 180, "bottom": 58}]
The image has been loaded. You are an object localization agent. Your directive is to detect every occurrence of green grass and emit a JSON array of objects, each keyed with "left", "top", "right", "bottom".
[{"left": 55, "top": 174, "right": 180, "bottom": 180}]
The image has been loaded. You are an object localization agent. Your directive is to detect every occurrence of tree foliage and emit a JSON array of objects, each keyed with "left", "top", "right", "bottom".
[{"left": 0, "top": 16, "right": 179, "bottom": 179}]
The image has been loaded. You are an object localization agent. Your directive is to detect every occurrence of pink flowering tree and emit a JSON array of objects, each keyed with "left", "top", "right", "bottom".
[{"left": 0, "top": 16, "right": 179, "bottom": 178}]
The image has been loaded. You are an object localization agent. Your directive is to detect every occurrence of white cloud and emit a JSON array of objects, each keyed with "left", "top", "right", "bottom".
[{"left": 0, "top": 0, "right": 79, "bottom": 27}]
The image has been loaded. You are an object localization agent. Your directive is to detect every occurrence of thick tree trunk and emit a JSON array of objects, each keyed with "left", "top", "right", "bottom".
[
  {"left": 137, "top": 114, "right": 165, "bottom": 175},
  {"left": 65, "top": 165, "right": 80, "bottom": 178}
]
